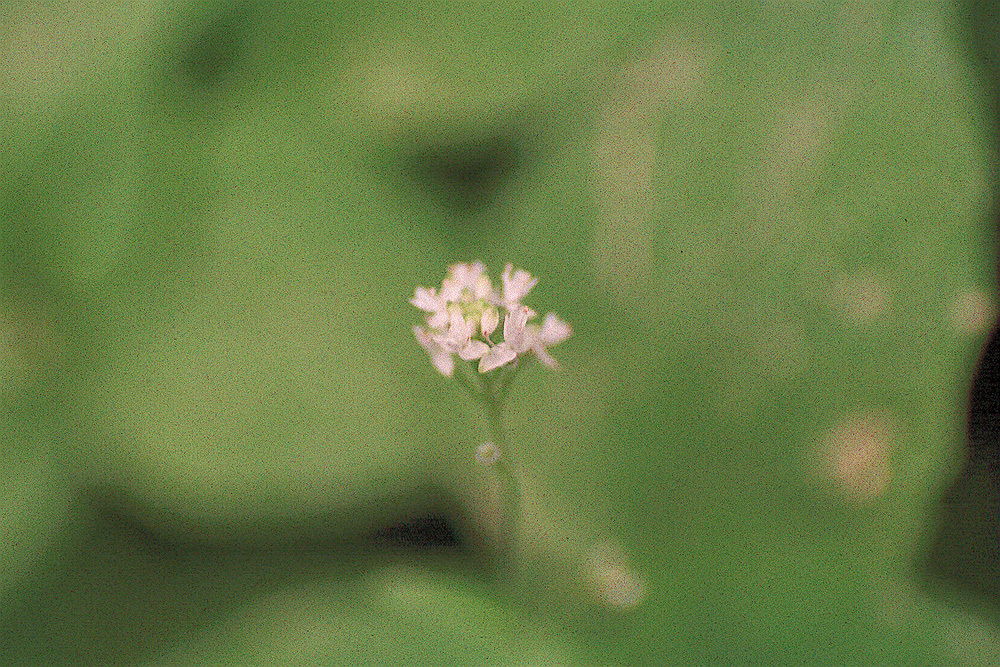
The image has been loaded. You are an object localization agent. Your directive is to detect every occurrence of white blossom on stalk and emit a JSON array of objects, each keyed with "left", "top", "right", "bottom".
[
  {"left": 410, "top": 286, "right": 448, "bottom": 328},
  {"left": 479, "top": 304, "right": 530, "bottom": 372},
  {"left": 475, "top": 442, "right": 500, "bottom": 464},
  {"left": 413, "top": 325, "right": 455, "bottom": 377},
  {"left": 411, "top": 261, "right": 571, "bottom": 376},
  {"left": 432, "top": 307, "right": 490, "bottom": 361},
  {"left": 529, "top": 312, "right": 573, "bottom": 368},
  {"left": 499, "top": 263, "right": 539, "bottom": 313},
  {"left": 480, "top": 306, "right": 500, "bottom": 337},
  {"left": 440, "top": 261, "right": 486, "bottom": 303}
]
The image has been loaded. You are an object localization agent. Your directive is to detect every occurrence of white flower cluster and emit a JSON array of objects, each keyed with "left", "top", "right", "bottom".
[{"left": 411, "top": 261, "right": 572, "bottom": 377}]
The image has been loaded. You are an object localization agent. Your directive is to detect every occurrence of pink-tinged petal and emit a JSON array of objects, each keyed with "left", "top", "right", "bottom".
[
  {"left": 449, "top": 307, "right": 467, "bottom": 331},
  {"left": 439, "top": 277, "right": 462, "bottom": 303},
  {"left": 430, "top": 312, "right": 455, "bottom": 349},
  {"left": 503, "top": 305, "right": 531, "bottom": 351},
  {"left": 410, "top": 286, "right": 443, "bottom": 312},
  {"left": 447, "top": 263, "right": 468, "bottom": 285},
  {"left": 449, "top": 261, "right": 486, "bottom": 291},
  {"left": 533, "top": 345, "right": 559, "bottom": 368},
  {"left": 431, "top": 351, "right": 455, "bottom": 376},
  {"left": 413, "top": 325, "right": 434, "bottom": 350},
  {"left": 479, "top": 343, "right": 517, "bottom": 372},
  {"left": 472, "top": 273, "right": 493, "bottom": 300},
  {"left": 480, "top": 308, "right": 499, "bottom": 337},
  {"left": 459, "top": 340, "right": 489, "bottom": 361},
  {"left": 539, "top": 312, "right": 572, "bottom": 345},
  {"left": 433, "top": 308, "right": 472, "bottom": 352},
  {"left": 467, "top": 261, "right": 486, "bottom": 284},
  {"left": 501, "top": 263, "right": 538, "bottom": 306},
  {"left": 427, "top": 310, "right": 449, "bottom": 329},
  {"left": 414, "top": 326, "right": 454, "bottom": 376}
]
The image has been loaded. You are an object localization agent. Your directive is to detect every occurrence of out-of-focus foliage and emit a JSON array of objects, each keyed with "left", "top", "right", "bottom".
[{"left": 2, "top": 1, "right": 999, "bottom": 664}]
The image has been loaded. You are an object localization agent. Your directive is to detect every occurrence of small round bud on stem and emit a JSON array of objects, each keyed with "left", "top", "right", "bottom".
[{"left": 475, "top": 441, "right": 500, "bottom": 465}]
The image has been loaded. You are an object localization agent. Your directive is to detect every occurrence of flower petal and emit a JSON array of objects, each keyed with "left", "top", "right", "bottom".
[
  {"left": 449, "top": 261, "right": 485, "bottom": 291},
  {"left": 413, "top": 325, "right": 434, "bottom": 351},
  {"left": 501, "top": 263, "right": 538, "bottom": 307},
  {"left": 539, "top": 312, "right": 572, "bottom": 345},
  {"left": 433, "top": 307, "right": 474, "bottom": 352},
  {"left": 503, "top": 305, "right": 531, "bottom": 351},
  {"left": 439, "top": 276, "right": 462, "bottom": 303},
  {"left": 460, "top": 339, "right": 490, "bottom": 361},
  {"left": 479, "top": 343, "right": 517, "bottom": 372},
  {"left": 410, "top": 286, "right": 443, "bottom": 313},
  {"left": 480, "top": 307, "right": 499, "bottom": 337},
  {"left": 472, "top": 273, "right": 493, "bottom": 300},
  {"left": 427, "top": 310, "right": 449, "bottom": 329},
  {"left": 431, "top": 351, "right": 455, "bottom": 376},
  {"left": 414, "top": 326, "right": 455, "bottom": 376},
  {"left": 533, "top": 345, "right": 559, "bottom": 368}
]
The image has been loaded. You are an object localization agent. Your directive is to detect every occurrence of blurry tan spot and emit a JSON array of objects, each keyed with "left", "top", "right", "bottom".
[
  {"left": 815, "top": 414, "right": 895, "bottom": 499},
  {"left": 778, "top": 97, "right": 834, "bottom": 158},
  {"left": 583, "top": 541, "right": 646, "bottom": 609},
  {"left": 619, "top": 38, "right": 708, "bottom": 106},
  {"left": 589, "top": 113, "right": 656, "bottom": 296},
  {"left": 769, "top": 99, "right": 831, "bottom": 178},
  {"left": 832, "top": 272, "right": 889, "bottom": 323},
  {"left": 590, "top": 38, "right": 709, "bottom": 299},
  {"left": 343, "top": 36, "right": 527, "bottom": 138},
  {"left": 366, "top": 55, "right": 431, "bottom": 114},
  {"left": 756, "top": 93, "right": 839, "bottom": 208},
  {"left": 949, "top": 289, "right": 996, "bottom": 335}
]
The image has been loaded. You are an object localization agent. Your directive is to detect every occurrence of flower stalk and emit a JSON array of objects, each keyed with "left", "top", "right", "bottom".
[
  {"left": 480, "top": 368, "right": 522, "bottom": 555},
  {"left": 409, "top": 261, "right": 571, "bottom": 565}
]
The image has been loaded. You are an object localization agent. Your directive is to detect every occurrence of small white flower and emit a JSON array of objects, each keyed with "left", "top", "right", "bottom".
[
  {"left": 441, "top": 261, "right": 486, "bottom": 302},
  {"left": 478, "top": 305, "right": 531, "bottom": 372},
  {"left": 411, "top": 262, "right": 570, "bottom": 375},
  {"left": 410, "top": 286, "right": 442, "bottom": 312},
  {"left": 528, "top": 312, "right": 573, "bottom": 368},
  {"left": 453, "top": 261, "right": 486, "bottom": 289},
  {"left": 503, "top": 304, "right": 532, "bottom": 352},
  {"left": 414, "top": 325, "right": 455, "bottom": 377},
  {"left": 500, "top": 263, "right": 539, "bottom": 310},
  {"left": 432, "top": 307, "right": 489, "bottom": 361},
  {"left": 410, "top": 286, "right": 448, "bottom": 328},
  {"left": 471, "top": 273, "right": 494, "bottom": 301},
  {"left": 480, "top": 306, "right": 500, "bottom": 337},
  {"left": 478, "top": 343, "right": 518, "bottom": 373}
]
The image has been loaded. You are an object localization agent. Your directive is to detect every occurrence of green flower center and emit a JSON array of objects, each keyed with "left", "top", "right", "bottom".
[{"left": 455, "top": 291, "right": 497, "bottom": 339}]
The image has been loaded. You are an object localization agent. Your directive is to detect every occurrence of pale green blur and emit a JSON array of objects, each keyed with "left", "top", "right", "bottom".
[{"left": 2, "top": 1, "right": 998, "bottom": 664}]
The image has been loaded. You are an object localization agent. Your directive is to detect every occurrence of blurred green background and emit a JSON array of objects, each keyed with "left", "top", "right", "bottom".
[{"left": 3, "top": 1, "right": 1000, "bottom": 664}]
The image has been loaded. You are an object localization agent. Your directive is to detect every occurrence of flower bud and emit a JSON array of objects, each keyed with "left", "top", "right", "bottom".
[{"left": 475, "top": 442, "right": 500, "bottom": 465}]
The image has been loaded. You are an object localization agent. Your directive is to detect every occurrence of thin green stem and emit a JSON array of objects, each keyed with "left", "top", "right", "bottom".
[
  {"left": 493, "top": 359, "right": 524, "bottom": 406},
  {"left": 487, "top": 397, "right": 521, "bottom": 551},
  {"left": 452, "top": 359, "right": 483, "bottom": 399},
  {"left": 476, "top": 370, "right": 523, "bottom": 574}
]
